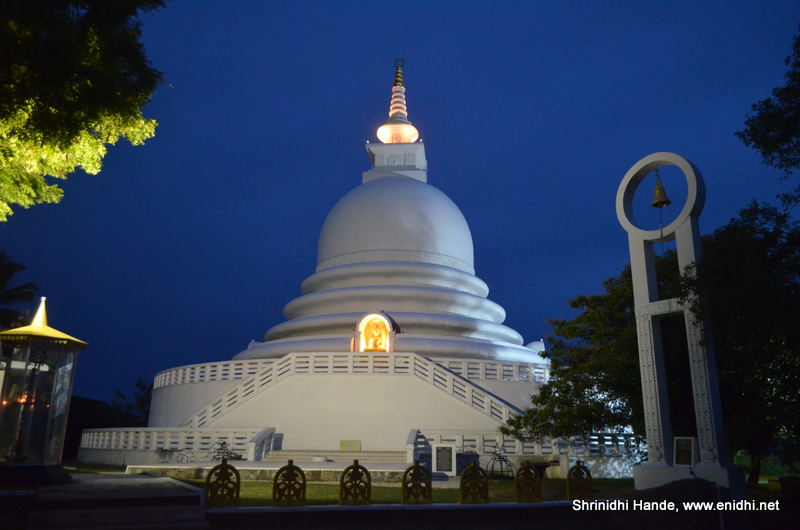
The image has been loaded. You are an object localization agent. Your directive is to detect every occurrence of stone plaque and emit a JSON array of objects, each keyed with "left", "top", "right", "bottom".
[
  {"left": 339, "top": 440, "right": 361, "bottom": 452},
  {"left": 436, "top": 447, "right": 453, "bottom": 471},
  {"left": 432, "top": 445, "right": 456, "bottom": 476}
]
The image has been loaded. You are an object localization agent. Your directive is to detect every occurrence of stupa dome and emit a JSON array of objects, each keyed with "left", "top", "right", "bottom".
[
  {"left": 232, "top": 60, "right": 541, "bottom": 364},
  {"left": 317, "top": 176, "right": 475, "bottom": 274}
]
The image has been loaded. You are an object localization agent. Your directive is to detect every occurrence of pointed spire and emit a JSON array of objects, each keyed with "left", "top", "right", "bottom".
[
  {"left": 0, "top": 296, "right": 87, "bottom": 348},
  {"left": 393, "top": 61, "right": 404, "bottom": 87},
  {"left": 377, "top": 59, "right": 419, "bottom": 144},
  {"left": 31, "top": 296, "right": 48, "bottom": 327}
]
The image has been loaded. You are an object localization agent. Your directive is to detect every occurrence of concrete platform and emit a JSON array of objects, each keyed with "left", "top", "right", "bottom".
[
  {"left": 7, "top": 468, "right": 601, "bottom": 530},
  {"left": 16, "top": 472, "right": 209, "bottom": 530},
  {"left": 205, "top": 502, "right": 606, "bottom": 530}
]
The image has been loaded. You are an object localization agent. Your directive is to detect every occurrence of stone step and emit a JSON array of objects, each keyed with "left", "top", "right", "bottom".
[{"left": 263, "top": 450, "right": 408, "bottom": 464}]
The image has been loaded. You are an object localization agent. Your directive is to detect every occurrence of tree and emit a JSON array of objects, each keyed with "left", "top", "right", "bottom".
[
  {"left": 736, "top": 25, "right": 800, "bottom": 202},
  {"left": 683, "top": 201, "right": 800, "bottom": 483},
  {"left": 111, "top": 377, "right": 152, "bottom": 427},
  {"left": 64, "top": 378, "right": 152, "bottom": 459},
  {"left": 0, "top": 0, "right": 167, "bottom": 221},
  {"left": 503, "top": 202, "right": 800, "bottom": 485},
  {"left": 63, "top": 395, "right": 140, "bottom": 459},
  {"left": 500, "top": 252, "right": 686, "bottom": 442},
  {"left": 0, "top": 250, "right": 38, "bottom": 329}
]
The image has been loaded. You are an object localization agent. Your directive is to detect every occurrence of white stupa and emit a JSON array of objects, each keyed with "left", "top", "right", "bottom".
[
  {"left": 82, "top": 62, "right": 551, "bottom": 464},
  {"left": 235, "top": 62, "right": 537, "bottom": 363}
]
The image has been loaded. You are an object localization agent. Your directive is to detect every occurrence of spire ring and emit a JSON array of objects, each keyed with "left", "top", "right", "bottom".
[{"left": 394, "top": 58, "right": 404, "bottom": 67}]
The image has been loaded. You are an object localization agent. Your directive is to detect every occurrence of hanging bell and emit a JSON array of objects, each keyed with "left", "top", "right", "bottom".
[{"left": 651, "top": 180, "right": 672, "bottom": 208}]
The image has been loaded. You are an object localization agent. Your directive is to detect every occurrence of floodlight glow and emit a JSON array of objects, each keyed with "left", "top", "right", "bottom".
[
  {"left": 376, "top": 63, "right": 419, "bottom": 144},
  {"left": 377, "top": 122, "right": 419, "bottom": 144}
]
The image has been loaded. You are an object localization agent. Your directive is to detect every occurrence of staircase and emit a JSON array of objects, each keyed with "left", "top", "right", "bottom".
[
  {"left": 263, "top": 449, "right": 407, "bottom": 464},
  {"left": 181, "top": 351, "right": 520, "bottom": 428}
]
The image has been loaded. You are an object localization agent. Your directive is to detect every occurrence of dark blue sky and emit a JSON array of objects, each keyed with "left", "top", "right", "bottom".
[{"left": 2, "top": 1, "right": 799, "bottom": 402}]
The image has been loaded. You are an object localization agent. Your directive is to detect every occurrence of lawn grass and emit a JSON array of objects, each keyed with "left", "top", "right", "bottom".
[
  {"left": 57, "top": 458, "right": 638, "bottom": 505},
  {"left": 181, "top": 478, "right": 514, "bottom": 505},
  {"left": 61, "top": 457, "right": 126, "bottom": 474},
  {"left": 179, "top": 477, "right": 637, "bottom": 506}
]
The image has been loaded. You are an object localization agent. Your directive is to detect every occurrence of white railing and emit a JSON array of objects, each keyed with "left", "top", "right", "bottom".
[
  {"left": 154, "top": 357, "right": 550, "bottom": 389},
  {"left": 79, "top": 427, "right": 266, "bottom": 458},
  {"left": 181, "top": 352, "right": 521, "bottom": 428},
  {"left": 153, "top": 360, "right": 275, "bottom": 388},
  {"left": 434, "top": 359, "right": 550, "bottom": 384},
  {"left": 406, "top": 429, "right": 639, "bottom": 460},
  {"left": 247, "top": 428, "right": 276, "bottom": 461}
]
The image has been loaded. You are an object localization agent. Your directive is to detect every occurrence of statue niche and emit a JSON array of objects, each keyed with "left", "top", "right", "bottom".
[{"left": 354, "top": 313, "right": 396, "bottom": 353}]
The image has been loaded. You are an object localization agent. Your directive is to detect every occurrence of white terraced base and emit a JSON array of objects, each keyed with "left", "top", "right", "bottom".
[{"left": 177, "top": 352, "right": 520, "bottom": 429}]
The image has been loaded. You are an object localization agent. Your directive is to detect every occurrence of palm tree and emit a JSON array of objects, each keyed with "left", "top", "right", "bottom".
[{"left": 0, "top": 251, "right": 39, "bottom": 329}]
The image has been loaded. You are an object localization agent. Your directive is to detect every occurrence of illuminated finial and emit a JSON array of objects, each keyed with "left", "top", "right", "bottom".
[
  {"left": 0, "top": 295, "right": 88, "bottom": 347},
  {"left": 377, "top": 59, "right": 419, "bottom": 143},
  {"left": 31, "top": 297, "right": 48, "bottom": 327}
]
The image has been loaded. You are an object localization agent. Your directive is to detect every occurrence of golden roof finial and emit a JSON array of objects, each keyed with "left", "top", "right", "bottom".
[{"left": 31, "top": 296, "right": 48, "bottom": 327}]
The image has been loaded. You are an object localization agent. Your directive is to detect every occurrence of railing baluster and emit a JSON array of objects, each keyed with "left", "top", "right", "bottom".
[{"left": 179, "top": 352, "right": 521, "bottom": 431}]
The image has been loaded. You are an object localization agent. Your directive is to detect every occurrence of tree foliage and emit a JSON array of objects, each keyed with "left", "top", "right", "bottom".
[
  {"left": 64, "top": 378, "right": 152, "bottom": 459},
  {"left": 501, "top": 252, "right": 683, "bottom": 442},
  {"left": 684, "top": 201, "right": 800, "bottom": 477},
  {"left": 0, "top": 0, "right": 167, "bottom": 221},
  {"left": 0, "top": 250, "right": 38, "bottom": 329},
  {"left": 111, "top": 376, "right": 152, "bottom": 427},
  {"left": 736, "top": 25, "right": 800, "bottom": 201},
  {"left": 503, "top": 202, "right": 800, "bottom": 477}
]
